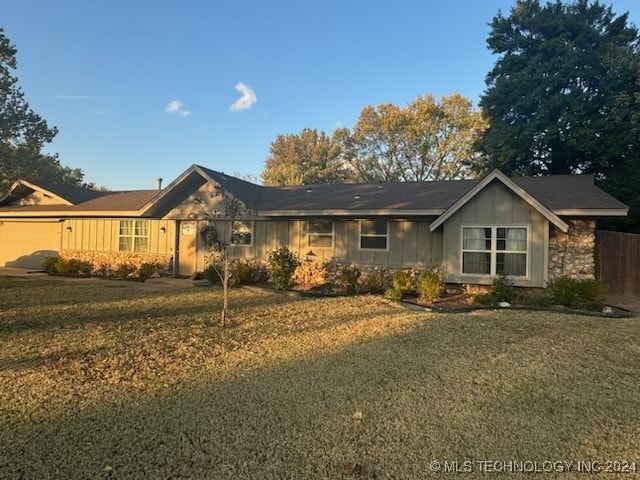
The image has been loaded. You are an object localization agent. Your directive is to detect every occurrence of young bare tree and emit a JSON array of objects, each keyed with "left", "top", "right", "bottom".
[{"left": 198, "top": 185, "right": 253, "bottom": 326}]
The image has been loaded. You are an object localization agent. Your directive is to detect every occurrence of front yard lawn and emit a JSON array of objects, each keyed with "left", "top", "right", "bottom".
[{"left": 1, "top": 278, "right": 638, "bottom": 478}]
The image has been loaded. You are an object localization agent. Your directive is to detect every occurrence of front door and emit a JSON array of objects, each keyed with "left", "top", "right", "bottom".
[{"left": 177, "top": 221, "right": 197, "bottom": 276}]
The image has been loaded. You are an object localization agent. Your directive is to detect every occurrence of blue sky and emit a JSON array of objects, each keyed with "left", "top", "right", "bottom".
[{"left": 4, "top": 0, "right": 640, "bottom": 189}]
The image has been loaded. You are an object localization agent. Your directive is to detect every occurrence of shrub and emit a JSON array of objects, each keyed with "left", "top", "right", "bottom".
[
  {"left": 417, "top": 269, "right": 444, "bottom": 303},
  {"left": 338, "top": 265, "right": 361, "bottom": 295},
  {"left": 384, "top": 287, "right": 403, "bottom": 301},
  {"left": 526, "top": 293, "right": 553, "bottom": 308},
  {"left": 491, "top": 273, "right": 515, "bottom": 303},
  {"left": 472, "top": 274, "right": 514, "bottom": 306},
  {"left": 138, "top": 262, "right": 162, "bottom": 280},
  {"left": 360, "top": 271, "right": 385, "bottom": 294},
  {"left": 53, "top": 258, "right": 72, "bottom": 274},
  {"left": 114, "top": 263, "right": 137, "bottom": 279},
  {"left": 268, "top": 247, "right": 300, "bottom": 290},
  {"left": 392, "top": 270, "right": 414, "bottom": 295},
  {"left": 473, "top": 293, "right": 494, "bottom": 306},
  {"left": 42, "top": 256, "right": 60, "bottom": 274},
  {"left": 546, "top": 276, "right": 605, "bottom": 311},
  {"left": 203, "top": 264, "right": 223, "bottom": 284},
  {"left": 232, "top": 260, "right": 253, "bottom": 285}
]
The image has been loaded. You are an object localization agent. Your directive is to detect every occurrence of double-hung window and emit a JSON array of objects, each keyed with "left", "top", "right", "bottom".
[
  {"left": 462, "top": 226, "right": 528, "bottom": 277},
  {"left": 307, "top": 220, "right": 333, "bottom": 248},
  {"left": 119, "top": 220, "right": 149, "bottom": 252},
  {"left": 359, "top": 221, "right": 388, "bottom": 250},
  {"left": 231, "top": 220, "right": 253, "bottom": 246}
]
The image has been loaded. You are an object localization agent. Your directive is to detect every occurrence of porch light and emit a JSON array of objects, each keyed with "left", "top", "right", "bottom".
[
  {"left": 160, "top": 226, "right": 167, "bottom": 234},
  {"left": 305, "top": 250, "right": 316, "bottom": 262},
  {"left": 65, "top": 226, "right": 72, "bottom": 232}
]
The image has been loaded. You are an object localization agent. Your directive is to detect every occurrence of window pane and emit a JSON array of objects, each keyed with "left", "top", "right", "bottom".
[
  {"left": 135, "top": 221, "right": 149, "bottom": 236},
  {"left": 360, "top": 236, "right": 387, "bottom": 250},
  {"left": 119, "top": 237, "right": 133, "bottom": 252},
  {"left": 463, "top": 227, "right": 491, "bottom": 250},
  {"left": 119, "top": 220, "right": 133, "bottom": 236},
  {"left": 497, "top": 253, "right": 527, "bottom": 277},
  {"left": 232, "top": 221, "right": 252, "bottom": 245},
  {"left": 134, "top": 237, "right": 149, "bottom": 252},
  {"left": 462, "top": 252, "right": 491, "bottom": 275},
  {"left": 360, "top": 221, "right": 387, "bottom": 236},
  {"left": 309, "top": 235, "right": 332, "bottom": 248},
  {"left": 497, "top": 228, "right": 527, "bottom": 251},
  {"left": 308, "top": 220, "right": 332, "bottom": 235}
]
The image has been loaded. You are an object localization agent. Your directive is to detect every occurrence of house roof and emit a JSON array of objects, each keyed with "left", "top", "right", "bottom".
[{"left": 0, "top": 164, "right": 628, "bottom": 219}]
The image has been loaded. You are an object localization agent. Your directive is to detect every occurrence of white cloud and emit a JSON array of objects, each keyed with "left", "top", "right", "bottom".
[
  {"left": 165, "top": 99, "right": 190, "bottom": 117},
  {"left": 230, "top": 82, "right": 257, "bottom": 112}
]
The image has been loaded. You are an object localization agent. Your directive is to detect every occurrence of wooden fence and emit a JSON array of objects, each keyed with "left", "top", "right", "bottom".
[{"left": 595, "top": 230, "right": 640, "bottom": 296}]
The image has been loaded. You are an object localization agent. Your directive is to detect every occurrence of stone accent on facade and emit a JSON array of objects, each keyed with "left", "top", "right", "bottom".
[
  {"left": 294, "top": 260, "right": 426, "bottom": 288},
  {"left": 60, "top": 249, "right": 173, "bottom": 276},
  {"left": 548, "top": 219, "right": 595, "bottom": 281}
]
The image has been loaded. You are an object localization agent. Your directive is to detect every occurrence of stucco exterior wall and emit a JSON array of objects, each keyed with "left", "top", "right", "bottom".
[
  {"left": 548, "top": 219, "right": 595, "bottom": 280},
  {"left": 440, "top": 180, "right": 548, "bottom": 288}
]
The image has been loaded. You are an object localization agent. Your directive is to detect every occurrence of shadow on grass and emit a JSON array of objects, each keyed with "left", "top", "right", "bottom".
[{"left": 4, "top": 313, "right": 639, "bottom": 479}]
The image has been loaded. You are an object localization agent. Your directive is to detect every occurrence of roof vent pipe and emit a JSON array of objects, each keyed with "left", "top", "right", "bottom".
[{"left": 157, "top": 178, "right": 163, "bottom": 190}]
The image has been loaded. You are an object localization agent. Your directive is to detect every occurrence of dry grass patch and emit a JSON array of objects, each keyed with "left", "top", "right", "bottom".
[{"left": 1, "top": 278, "right": 639, "bottom": 479}]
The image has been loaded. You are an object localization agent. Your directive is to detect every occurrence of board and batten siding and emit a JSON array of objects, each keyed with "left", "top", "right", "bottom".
[
  {"left": 440, "top": 180, "right": 547, "bottom": 287},
  {"left": 194, "top": 219, "right": 442, "bottom": 268},
  {"left": 61, "top": 218, "right": 175, "bottom": 255}
]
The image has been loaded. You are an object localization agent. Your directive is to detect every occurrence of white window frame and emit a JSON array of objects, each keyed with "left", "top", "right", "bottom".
[
  {"left": 460, "top": 225, "right": 530, "bottom": 279},
  {"left": 358, "top": 220, "right": 390, "bottom": 252},
  {"left": 307, "top": 220, "right": 334, "bottom": 249},
  {"left": 231, "top": 220, "right": 253, "bottom": 247},
  {"left": 118, "top": 220, "right": 150, "bottom": 253}
]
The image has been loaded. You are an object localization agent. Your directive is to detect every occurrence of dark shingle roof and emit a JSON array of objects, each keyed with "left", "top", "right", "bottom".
[
  {"left": 200, "top": 166, "right": 627, "bottom": 213},
  {"left": 33, "top": 181, "right": 110, "bottom": 204}
]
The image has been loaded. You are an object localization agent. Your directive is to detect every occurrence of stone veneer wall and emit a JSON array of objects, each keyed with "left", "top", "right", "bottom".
[
  {"left": 548, "top": 219, "right": 595, "bottom": 281},
  {"left": 294, "top": 260, "right": 425, "bottom": 287},
  {"left": 60, "top": 249, "right": 173, "bottom": 276}
]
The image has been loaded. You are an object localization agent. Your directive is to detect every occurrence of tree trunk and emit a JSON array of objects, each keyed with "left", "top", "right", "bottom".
[{"left": 221, "top": 253, "right": 229, "bottom": 326}]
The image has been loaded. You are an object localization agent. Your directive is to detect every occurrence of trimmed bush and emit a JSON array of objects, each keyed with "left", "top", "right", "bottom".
[
  {"left": 417, "top": 270, "right": 444, "bottom": 303},
  {"left": 384, "top": 287, "right": 403, "bottom": 301},
  {"left": 42, "top": 256, "right": 60, "bottom": 274},
  {"left": 338, "top": 265, "right": 361, "bottom": 295},
  {"left": 138, "top": 262, "right": 162, "bottom": 280},
  {"left": 203, "top": 264, "right": 223, "bottom": 284},
  {"left": 546, "top": 276, "right": 605, "bottom": 311},
  {"left": 232, "top": 261, "right": 253, "bottom": 285},
  {"left": 392, "top": 270, "right": 414, "bottom": 295},
  {"left": 360, "top": 271, "right": 385, "bottom": 294},
  {"left": 473, "top": 274, "right": 514, "bottom": 306},
  {"left": 268, "top": 247, "right": 300, "bottom": 290},
  {"left": 491, "top": 274, "right": 515, "bottom": 303},
  {"left": 526, "top": 293, "right": 553, "bottom": 308},
  {"left": 114, "top": 263, "right": 137, "bottom": 279}
]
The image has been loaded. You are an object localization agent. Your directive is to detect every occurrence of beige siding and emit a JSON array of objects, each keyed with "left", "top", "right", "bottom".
[
  {"left": 441, "top": 180, "right": 547, "bottom": 287},
  {"left": 193, "top": 218, "right": 442, "bottom": 269},
  {"left": 62, "top": 218, "right": 175, "bottom": 255},
  {"left": 163, "top": 182, "right": 224, "bottom": 220}
]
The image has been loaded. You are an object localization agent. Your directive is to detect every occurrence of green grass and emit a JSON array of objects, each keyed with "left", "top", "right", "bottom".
[{"left": 1, "top": 277, "right": 639, "bottom": 479}]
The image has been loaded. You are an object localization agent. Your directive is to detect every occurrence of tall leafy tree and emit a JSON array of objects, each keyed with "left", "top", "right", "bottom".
[
  {"left": 476, "top": 0, "right": 640, "bottom": 177},
  {"left": 261, "top": 128, "right": 347, "bottom": 186},
  {"left": 340, "top": 93, "right": 486, "bottom": 182},
  {"left": 0, "top": 28, "right": 83, "bottom": 192}
]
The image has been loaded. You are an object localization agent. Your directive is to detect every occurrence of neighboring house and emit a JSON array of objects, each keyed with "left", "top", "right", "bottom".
[{"left": 0, "top": 165, "right": 627, "bottom": 287}]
